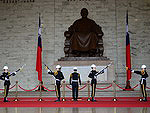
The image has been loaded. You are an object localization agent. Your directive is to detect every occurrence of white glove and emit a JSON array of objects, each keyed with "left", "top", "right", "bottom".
[
  {"left": 94, "top": 76, "right": 97, "bottom": 79},
  {"left": 5, "top": 77, "right": 9, "bottom": 81},
  {"left": 47, "top": 69, "right": 51, "bottom": 73},
  {"left": 13, "top": 72, "right": 17, "bottom": 74},
  {"left": 131, "top": 70, "right": 134, "bottom": 73}
]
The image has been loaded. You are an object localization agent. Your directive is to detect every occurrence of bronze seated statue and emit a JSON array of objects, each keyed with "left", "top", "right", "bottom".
[{"left": 64, "top": 8, "right": 104, "bottom": 57}]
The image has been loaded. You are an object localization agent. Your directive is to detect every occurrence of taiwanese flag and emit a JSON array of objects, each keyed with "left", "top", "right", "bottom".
[
  {"left": 126, "top": 10, "right": 131, "bottom": 81},
  {"left": 36, "top": 15, "right": 42, "bottom": 82}
]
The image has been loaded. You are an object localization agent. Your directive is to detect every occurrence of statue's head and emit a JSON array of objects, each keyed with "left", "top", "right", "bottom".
[{"left": 80, "top": 8, "right": 88, "bottom": 18}]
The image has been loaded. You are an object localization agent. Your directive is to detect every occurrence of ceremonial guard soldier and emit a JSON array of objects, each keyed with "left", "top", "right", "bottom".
[
  {"left": 47, "top": 65, "right": 64, "bottom": 102},
  {"left": 88, "top": 64, "right": 104, "bottom": 101},
  {"left": 0, "top": 66, "right": 16, "bottom": 102},
  {"left": 127, "top": 65, "right": 148, "bottom": 101},
  {"left": 69, "top": 67, "right": 81, "bottom": 101}
]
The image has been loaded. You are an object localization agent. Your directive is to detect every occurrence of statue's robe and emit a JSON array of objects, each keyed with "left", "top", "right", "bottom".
[{"left": 68, "top": 18, "right": 103, "bottom": 52}]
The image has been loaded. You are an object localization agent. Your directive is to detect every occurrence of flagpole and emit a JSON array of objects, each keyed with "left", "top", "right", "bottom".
[
  {"left": 124, "top": 10, "right": 133, "bottom": 91},
  {"left": 36, "top": 14, "right": 42, "bottom": 82},
  {"left": 36, "top": 14, "right": 46, "bottom": 92}
]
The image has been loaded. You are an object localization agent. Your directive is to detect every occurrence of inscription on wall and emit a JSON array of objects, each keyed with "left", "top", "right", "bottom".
[
  {"left": 0, "top": 0, "right": 34, "bottom": 3},
  {"left": 67, "top": 0, "right": 90, "bottom": 1}
]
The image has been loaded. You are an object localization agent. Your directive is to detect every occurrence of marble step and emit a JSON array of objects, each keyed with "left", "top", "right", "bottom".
[{"left": 0, "top": 90, "right": 149, "bottom": 98}]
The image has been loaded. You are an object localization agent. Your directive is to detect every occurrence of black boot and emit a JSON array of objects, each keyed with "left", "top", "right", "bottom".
[
  {"left": 3, "top": 97, "right": 9, "bottom": 102},
  {"left": 55, "top": 98, "right": 60, "bottom": 102},
  {"left": 91, "top": 97, "right": 96, "bottom": 102},
  {"left": 142, "top": 97, "right": 147, "bottom": 102},
  {"left": 75, "top": 98, "right": 78, "bottom": 101},
  {"left": 73, "top": 98, "right": 76, "bottom": 101}
]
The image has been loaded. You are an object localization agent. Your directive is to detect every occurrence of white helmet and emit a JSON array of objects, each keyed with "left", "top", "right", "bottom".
[
  {"left": 73, "top": 67, "right": 77, "bottom": 71},
  {"left": 141, "top": 65, "right": 146, "bottom": 69},
  {"left": 3, "top": 66, "right": 8, "bottom": 70},
  {"left": 56, "top": 65, "right": 61, "bottom": 69},
  {"left": 91, "top": 64, "right": 96, "bottom": 68}
]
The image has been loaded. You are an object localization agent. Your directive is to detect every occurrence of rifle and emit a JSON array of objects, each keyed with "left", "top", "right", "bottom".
[
  {"left": 43, "top": 63, "right": 56, "bottom": 85},
  {"left": 95, "top": 62, "right": 112, "bottom": 76},
  {"left": 43, "top": 63, "right": 53, "bottom": 73},
  {"left": 10, "top": 64, "right": 26, "bottom": 76},
  {"left": 16, "top": 64, "right": 26, "bottom": 72}
]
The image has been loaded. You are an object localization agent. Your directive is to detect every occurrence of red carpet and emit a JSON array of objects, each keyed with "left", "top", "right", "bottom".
[{"left": 0, "top": 97, "right": 150, "bottom": 107}]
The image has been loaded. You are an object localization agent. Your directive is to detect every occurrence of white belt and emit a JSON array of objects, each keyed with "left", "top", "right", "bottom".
[
  {"left": 72, "top": 80, "right": 78, "bottom": 82},
  {"left": 5, "top": 78, "right": 9, "bottom": 81},
  {"left": 56, "top": 79, "right": 60, "bottom": 81},
  {"left": 141, "top": 78, "right": 146, "bottom": 84}
]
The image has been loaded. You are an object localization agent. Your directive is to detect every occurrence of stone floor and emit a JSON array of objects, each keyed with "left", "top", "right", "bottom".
[{"left": 0, "top": 107, "right": 149, "bottom": 113}]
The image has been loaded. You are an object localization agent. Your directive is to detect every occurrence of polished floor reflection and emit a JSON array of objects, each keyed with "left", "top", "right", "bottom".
[{"left": 0, "top": 107, "right": 149, "bottom": 113}]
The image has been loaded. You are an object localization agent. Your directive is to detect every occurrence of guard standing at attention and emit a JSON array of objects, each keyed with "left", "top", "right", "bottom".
[
  {"left": 127, "top": 65, "right": 148, "bottom": 101},
  {"left": 69, "top": 67, "right": 81, "bottom": 101},
  {"left": 47, "top": 65, "right": 64, "bottom": 102},
  {"left": 0, "top": 66, "right": 16, "bottom": 102}
]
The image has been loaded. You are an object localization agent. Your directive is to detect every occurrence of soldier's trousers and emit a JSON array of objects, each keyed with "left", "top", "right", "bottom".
[
  {"left": 56, "top": 82, "right": 61, "bottom": 100},
  {"left": 4, "top": 84, "right": 10, "bottom": 99},
  {"left": 141, "top": 80, "right": 147, "bottom": 99},
  {"left": 72, "top": 82, "right": 78, "bottom": 100},
  {"left": 91, "top": 83, "right": 96, "bottom": 98}
]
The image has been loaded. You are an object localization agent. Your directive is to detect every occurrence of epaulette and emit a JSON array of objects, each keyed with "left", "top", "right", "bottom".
[
  {"left": 141, "top": 70, "right": 145, "bottom": 75},
  {"left": 54, "top": 71, "right": 58, "bottom": 76},
  {"left": 78, "top": 73, "right": 80, "bottom": 77},
  {"left": 8, "top": 72, "right": 11, "bottom": 76},
  {"left": 70, "top": 73, "right": 73, "bottom": 77}
]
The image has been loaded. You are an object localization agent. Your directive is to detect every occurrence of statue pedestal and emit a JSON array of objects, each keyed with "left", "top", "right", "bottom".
[{"left": 52, "top": 57, "right": 114, "bottom": 83}]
